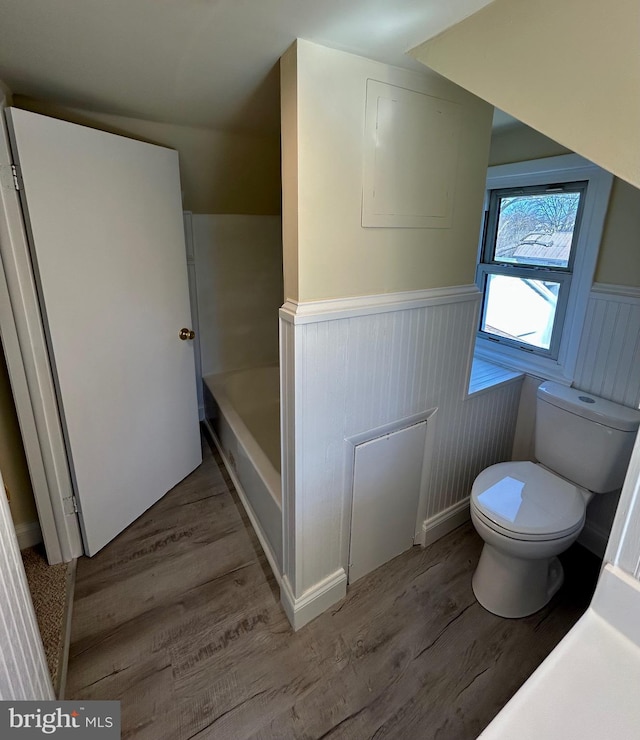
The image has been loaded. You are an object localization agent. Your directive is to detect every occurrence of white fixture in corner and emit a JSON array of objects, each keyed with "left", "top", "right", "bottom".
[{"left": 470, "top": 381, "right": 640, "bottom": 618}]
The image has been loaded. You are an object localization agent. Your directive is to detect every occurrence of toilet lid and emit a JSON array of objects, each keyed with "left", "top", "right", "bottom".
[{"left": 471, "top": 461, "right": 586, "bottom": 539}]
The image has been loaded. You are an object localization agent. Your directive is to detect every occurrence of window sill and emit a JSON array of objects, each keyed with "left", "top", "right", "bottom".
[
  {"left": 467, "top": 357, "right": 524, "bottom": 398},
  {"left": 474, "top": 337, "right": 574, "bottom": 385}
]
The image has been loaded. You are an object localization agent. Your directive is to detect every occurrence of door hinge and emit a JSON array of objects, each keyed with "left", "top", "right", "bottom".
[
  {"left": 63, "top": 495, "right": 79, "bottom": 515},
  {"left": 10, "top": 164, "right": 20, "bottom": 191},
  {"left": 62, "top": 495, "right": 78, "bottom": 516}
]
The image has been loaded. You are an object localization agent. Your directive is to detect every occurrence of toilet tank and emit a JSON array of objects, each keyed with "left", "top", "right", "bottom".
[{"left": 535, "top": 381, "right": 640, "bottom": 493}]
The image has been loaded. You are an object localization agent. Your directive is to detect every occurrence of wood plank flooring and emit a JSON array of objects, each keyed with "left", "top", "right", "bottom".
[{"left": 66, "top": 435, "right": 601, "bottom": 739}]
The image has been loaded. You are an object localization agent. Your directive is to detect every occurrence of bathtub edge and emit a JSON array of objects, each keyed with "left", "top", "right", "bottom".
[{"left": 204, "top": 418, "right": 283, "bottom": 587}]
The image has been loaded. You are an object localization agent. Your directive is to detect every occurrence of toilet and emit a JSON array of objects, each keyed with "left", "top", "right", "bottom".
[{"left": 470, "top": 381, "right": 640, "bottom": 618}]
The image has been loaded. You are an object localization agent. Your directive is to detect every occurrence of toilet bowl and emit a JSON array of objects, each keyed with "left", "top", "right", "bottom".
[
  {"left": 469, "top": 381, "right": 640, "bottom": 619},
  {"left": 470, "top": 461, "right": 587, "bottom": 618}
]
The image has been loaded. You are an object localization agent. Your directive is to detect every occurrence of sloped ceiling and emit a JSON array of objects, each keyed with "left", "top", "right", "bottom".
[
  {"left": 0, "top": 0, "right": 495, "bottom": 134},
  {"left": 410, "top": 0, "right": 640, "bottom": 188}
]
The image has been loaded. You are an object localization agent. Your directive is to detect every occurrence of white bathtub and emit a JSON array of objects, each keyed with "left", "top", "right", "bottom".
[{"left": 203, "top": 365, "right": 282, "bottom": 575}]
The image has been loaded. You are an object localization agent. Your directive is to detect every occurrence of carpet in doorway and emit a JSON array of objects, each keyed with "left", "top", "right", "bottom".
[{"left": 21, "top": 546, "right": 74, "bottom": 695}]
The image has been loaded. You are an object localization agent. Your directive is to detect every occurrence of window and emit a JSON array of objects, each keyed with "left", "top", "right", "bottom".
[
  {"left": 477, "top": 182, "right": 586, "bottom": 359},
  {"left": 474, "top": 155, "right": 613, "bottom": 382}
]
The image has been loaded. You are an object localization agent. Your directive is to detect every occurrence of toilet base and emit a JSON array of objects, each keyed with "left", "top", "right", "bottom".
[{"left": 472, "top": 543, "right": 564, "bottom": 618}]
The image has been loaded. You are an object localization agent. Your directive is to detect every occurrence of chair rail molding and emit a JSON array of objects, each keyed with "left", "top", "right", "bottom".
[
  {"left": 279, "top": 284, "right": 481, "bottom": 325},
  {"left": 591, "top": 283, "right": 640, "bottom": 300}
]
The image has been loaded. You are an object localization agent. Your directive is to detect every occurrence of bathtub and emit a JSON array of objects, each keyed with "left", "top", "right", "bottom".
[{"left": 203, "top": 365, "right": 282, "bottom": 576}]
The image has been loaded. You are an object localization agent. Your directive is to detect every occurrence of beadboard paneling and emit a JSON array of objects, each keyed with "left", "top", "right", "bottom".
[
  {"left": 431, "top": 378, "right": 522, "bottom": 519},
  {"left": 574, "top": 285, "right": 640, "bottom": 408},
  {"left": 280, "top": 288, "right": 523, "bottom": 625},
  {"left": 0, "top": 478, "right": 53, "bottom": 699}
]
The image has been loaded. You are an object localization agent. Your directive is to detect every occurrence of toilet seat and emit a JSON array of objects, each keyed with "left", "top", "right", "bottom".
[{"left": 471, "top": 461, "right": 586, "bottom": 541}]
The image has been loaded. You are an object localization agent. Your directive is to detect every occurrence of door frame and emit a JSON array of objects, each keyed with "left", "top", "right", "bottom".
[{"left": 0, "top": 86, "right": 82, "bottom": 564}]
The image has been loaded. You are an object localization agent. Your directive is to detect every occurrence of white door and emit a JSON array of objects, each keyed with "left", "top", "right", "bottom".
[{"left": 6, "top": 108, "right": 202, "bottom": 556}]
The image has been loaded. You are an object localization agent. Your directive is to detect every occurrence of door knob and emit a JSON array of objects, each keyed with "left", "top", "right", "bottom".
[{"left": 179, "top": 328, "right": 195, "bottom": 340}]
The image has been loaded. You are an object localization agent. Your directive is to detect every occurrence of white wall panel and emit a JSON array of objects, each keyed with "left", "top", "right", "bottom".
[
  {"left": 572, "top": 284, "right": 640, "bottom": 556},
  {"left": 280, "top": 287, "right": 523, "bottom": 626},
  {"left": 0, "top": 475, "right": 53, "bottom": 699},
  {"left": 574, "top": 285, "right": 640, "bottom": 409},
  {"left": 362, "top": 81, "right": 461, "bottom": 228},
  {"left": 349, "top": 421, "right": 428, "bottom": 582}
]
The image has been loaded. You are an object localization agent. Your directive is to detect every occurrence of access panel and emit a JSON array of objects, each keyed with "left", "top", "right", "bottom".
[{"left": 349, "top": 421, "right": 427, "bottom": 583}]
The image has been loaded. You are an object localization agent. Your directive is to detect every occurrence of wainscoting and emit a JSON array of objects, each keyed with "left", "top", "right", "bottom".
[
  {"left": 0, "top": 478, "right": 53, "bottom": 699},
  {"left": 574, "top": 283, "right": 640, "bottom": 409},
  {"left": 280, "top": 286, "right": 523, "bottom": 628}
]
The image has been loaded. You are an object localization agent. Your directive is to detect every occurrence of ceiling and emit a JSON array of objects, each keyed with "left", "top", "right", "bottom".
[{"left": 0, "top": 0, "right": 496, "bottom": 136}]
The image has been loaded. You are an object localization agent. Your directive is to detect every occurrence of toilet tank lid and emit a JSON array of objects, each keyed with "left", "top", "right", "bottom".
[{"left": 537, "top": 381, "right": 640, "bottom": 432}]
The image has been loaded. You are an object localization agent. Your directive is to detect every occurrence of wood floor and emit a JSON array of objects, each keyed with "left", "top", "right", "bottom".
[{"left": 67, "top": 436, "right": 601, "bottom": 739}]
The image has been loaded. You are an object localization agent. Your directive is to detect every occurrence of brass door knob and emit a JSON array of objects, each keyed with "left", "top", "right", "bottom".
[{"left": 179, "top": 328, "right": 195, "bottom": 341}]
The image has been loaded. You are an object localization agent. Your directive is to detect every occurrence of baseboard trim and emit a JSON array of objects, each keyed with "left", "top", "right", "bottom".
[
  {"left": 280, "top": 569, "right": 347, "bottom": 631},
  {"left": 420, "top": 497, "right": 609, "bottom": 557},
  {"left": 420, "top": 498, "right": 471, "bottom": 547},
  {"left": 15, "top": 520, "right": 43, "bottom": 550},
  {"left": 203, "top": 419, "right": 283, "bottom": 588},
  {"left": 578, "top": 518, "right": 610, "bottom": 559}
]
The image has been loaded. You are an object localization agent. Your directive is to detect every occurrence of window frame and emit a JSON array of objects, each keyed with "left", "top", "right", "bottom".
[
  {"left": 474, "top": 154, "right": 613, "bottom": 383},
  {"left": 477, "top": 180, "right": 587, "bottom": 360},
  {"left": 477, "top": 265, "right": 573, "bottom": 359}
]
